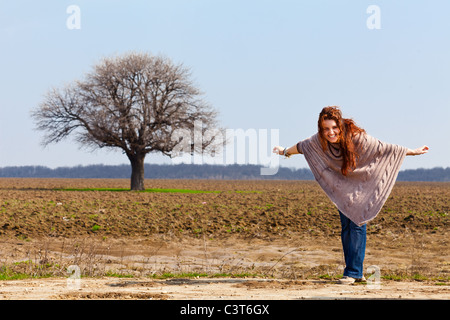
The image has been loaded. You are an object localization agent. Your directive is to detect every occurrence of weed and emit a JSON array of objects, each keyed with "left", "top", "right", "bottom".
[{"left": 105, "top": 271, "right": 135, "bottom": 278}]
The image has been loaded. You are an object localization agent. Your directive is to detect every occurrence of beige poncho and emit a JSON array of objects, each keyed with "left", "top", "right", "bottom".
[{"left": 297, "top": 133, "right": 408, "bottom": 226}]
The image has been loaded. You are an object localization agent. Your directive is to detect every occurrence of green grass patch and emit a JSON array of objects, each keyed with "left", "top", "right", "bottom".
[
  {"left": 54, "top": 187, "right": 221, "bottom": 194},
  {"left": 105, "top": 271, "right": 135, "bottom": 278},
  {"left": 53, "top": 187, "right": 262, "bottom": 194},
  {"left": 149, "top": 272, "right": 261, "bottom": 280},
  {"left": 0, "top": 269, "right": 30, "bottom": 280},
  {"left": 0, "top": 265, "right": 54, "bottom": 280}
]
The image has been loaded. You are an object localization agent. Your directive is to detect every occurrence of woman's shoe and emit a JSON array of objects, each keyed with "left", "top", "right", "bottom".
[
  {"left": 338, "top": 276, "right": 355, "bottom": 284},
  {"left": 338, "top": 276, "right": 366, "bottom": 284}
]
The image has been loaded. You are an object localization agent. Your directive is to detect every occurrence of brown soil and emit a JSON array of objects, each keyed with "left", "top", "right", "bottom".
[{"left": 0, "top": 178, "right": 448, "bottom": 300}]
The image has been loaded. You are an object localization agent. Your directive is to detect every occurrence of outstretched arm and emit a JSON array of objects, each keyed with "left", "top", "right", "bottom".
[{"left": 406, "top": 145, "right": 429, "bottom": 156}]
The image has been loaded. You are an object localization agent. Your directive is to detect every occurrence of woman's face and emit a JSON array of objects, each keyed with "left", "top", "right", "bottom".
[{"left": 321, "top": 119, "right": 340, "bottom": 143}]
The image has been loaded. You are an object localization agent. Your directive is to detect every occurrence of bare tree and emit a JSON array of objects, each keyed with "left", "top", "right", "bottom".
[{"left": 32, "top": 52, "right": 223, "bottom": 190}]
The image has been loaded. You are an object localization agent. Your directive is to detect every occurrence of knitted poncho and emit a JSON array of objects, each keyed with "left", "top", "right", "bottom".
[{"left": 297, "top": 132, "right": 408, "bottom": 226}]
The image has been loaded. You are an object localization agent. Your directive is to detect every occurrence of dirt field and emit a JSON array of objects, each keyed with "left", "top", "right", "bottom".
[{"left": 0, "top": 178, "right": 448, "bottom": 300}]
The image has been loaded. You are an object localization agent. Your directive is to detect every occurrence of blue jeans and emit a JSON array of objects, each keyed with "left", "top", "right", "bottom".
[{"left": 339, "top": 211, "right": 366, "bottom": 279}]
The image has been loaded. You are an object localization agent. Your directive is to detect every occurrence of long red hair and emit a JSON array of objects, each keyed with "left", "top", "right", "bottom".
[{"left": 318, "top": 106, "right": 366, "bottom": 176}]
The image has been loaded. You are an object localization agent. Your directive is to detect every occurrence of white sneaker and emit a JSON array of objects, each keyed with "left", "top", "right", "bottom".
[
  {"left": 338, "top": 276, "right": 356, "bottom": 284},
  {"left": 338, "top": 276, "right": 366, "bottom": 284}
]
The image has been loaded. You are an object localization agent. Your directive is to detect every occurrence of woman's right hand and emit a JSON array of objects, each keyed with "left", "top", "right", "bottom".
[{"left": 272, "top": 146, "right": 285, "bottom": 155}]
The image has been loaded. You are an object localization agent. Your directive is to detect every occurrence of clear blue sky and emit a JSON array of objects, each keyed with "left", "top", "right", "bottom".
[{"left": 1, "top": 0, "right": 449, "bottom": 170}]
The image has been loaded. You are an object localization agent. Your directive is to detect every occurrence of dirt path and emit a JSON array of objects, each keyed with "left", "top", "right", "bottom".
[{"left": 0, "top": 276, "right": 448, "bottom": 300}]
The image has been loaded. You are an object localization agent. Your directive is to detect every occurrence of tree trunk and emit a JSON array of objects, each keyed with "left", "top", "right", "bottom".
[{"left": 129, "top": 154, "right": 146, "bottom": 191}]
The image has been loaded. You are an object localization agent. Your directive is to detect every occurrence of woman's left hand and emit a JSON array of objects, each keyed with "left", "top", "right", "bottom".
[{"left": 408, "top": 145, "right": 429, "bottom": 155}]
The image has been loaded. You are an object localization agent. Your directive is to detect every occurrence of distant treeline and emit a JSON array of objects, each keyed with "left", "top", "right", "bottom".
[
  {"left": 0, "top": 164, "right": 313, "bottom": 180},
  {"left": 0, "top": 164, "right": 449, "bottom": 181}
]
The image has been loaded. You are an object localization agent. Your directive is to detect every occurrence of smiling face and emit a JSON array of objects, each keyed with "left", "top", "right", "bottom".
[{"left": 321, "top": 119, "right": 341, "bottom": 143}]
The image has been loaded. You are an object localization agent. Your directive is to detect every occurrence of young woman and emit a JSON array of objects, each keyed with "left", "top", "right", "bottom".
[{"left": 273, "top": 106, "right": 428, "bottom": 284}]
